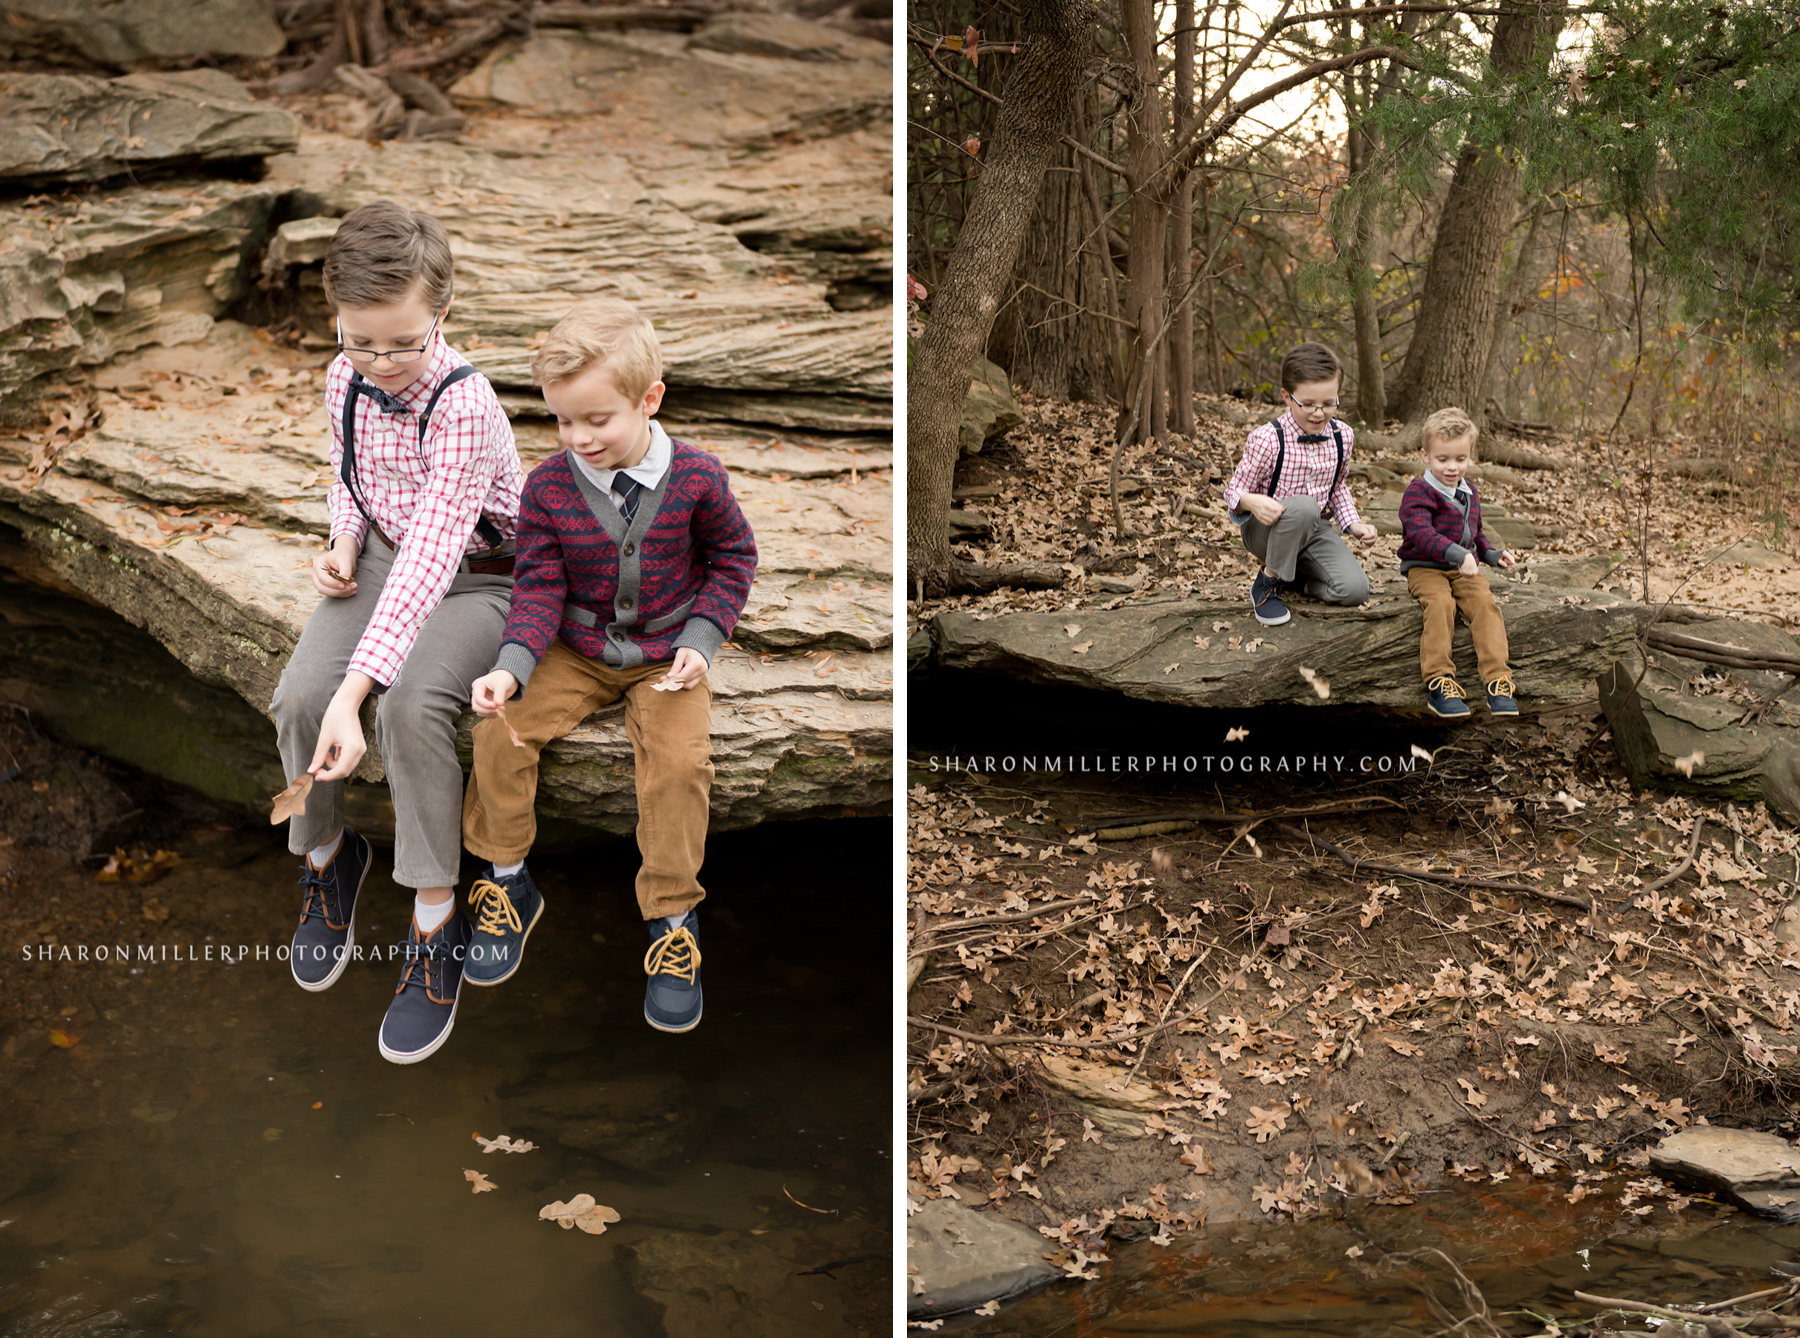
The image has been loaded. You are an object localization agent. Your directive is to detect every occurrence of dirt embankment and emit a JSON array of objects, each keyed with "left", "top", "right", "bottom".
[{"left": 905, "top": 705, "right": 1800, "bottom": 1277}]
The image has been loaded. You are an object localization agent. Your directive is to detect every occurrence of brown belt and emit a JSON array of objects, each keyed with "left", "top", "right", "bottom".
[{"left": 371, "top": 523, "right": 514, "bottom": 576}]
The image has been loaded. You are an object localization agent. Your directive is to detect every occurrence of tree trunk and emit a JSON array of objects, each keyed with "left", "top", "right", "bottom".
[
  {"left": 1168, "top": 0, "right": 1197, "bottom": 435},
  {"left": 988, "top": 134, "right": 1113, "bottom": 402},
  {"left": 1119, "top": 0, "right": 1168, "bottom": 444},
  {"left": 1386, "top": 0, "right": 1567, "bottom": 428},
  {"left": 1479, "top": 197, "right": 1546, "bottom": 419},
  {"left": 905, "top": 1, "right": 1091, "bottom": 595}
]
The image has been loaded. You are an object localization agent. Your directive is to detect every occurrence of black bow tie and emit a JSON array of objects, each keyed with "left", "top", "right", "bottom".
[
  {"left": 354, "top": 377, "right": 411, "bottom": 415},
  {"left": 1297, "top": 433, "right": 1330, "bottom": 443}
]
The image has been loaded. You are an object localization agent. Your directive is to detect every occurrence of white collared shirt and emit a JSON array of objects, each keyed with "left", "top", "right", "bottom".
[
  {"left": 569, "top": 419, "right": 672, "bottom": 513},
  {"left": 1423, "top": 470, "right": 1470, "bottom": 507}
]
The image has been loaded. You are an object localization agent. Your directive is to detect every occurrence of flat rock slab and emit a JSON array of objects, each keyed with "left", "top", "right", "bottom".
[
  {"left": 623, "top": 1228, "right": 856, "bottom": 1337},
  {"left": 263, "top": 132, "right": 891, "bottom": 433},
  {"left": 1600, "top": 620, "right": 1800, "bottom": 825},
  {"left": 0, "top": 69, "right": 297, "bottom": 186},
  {"left": 1651, "top": 1127, "right": 1800, "bottom": 1222},
  {"left": 0, "top": 176, "right": 283, "bottom": 417},
  {"left": 927, "top": 581, "right": 1643, "bottom": 714},
  {"left": 907, "top": 1195, "right": 1059, "bottom": 1318},
  {"left": 0, "top": 338, "right": 891, "bottom": 834},
  {"left": 0, "top": 0, "right": 284, "bottom": 67}
]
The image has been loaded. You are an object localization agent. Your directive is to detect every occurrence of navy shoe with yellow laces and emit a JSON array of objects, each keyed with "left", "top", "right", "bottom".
[
  {"left": 644, "top": 908, "right": 702, "bottom": 1033},
  {"left": 463, "top": 866, "right": 546, "bottom": 987}
]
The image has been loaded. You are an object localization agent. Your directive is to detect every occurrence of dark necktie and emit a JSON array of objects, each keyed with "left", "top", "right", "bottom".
[
  {"left": 615, "top": 476, "right": 643, "bottom": 527},
  {"left": 355, "top": 378, "right": 411, "bottom": 415},
  {"left": 1455, "top": 489, "right": 1469, "bottom": 507}
]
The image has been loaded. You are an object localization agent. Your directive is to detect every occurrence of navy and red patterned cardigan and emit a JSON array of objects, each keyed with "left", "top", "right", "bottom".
[
  {"left": 1396, "top": 476, "right": 1506, "bottom": 573},
  {"left": 493, "top": 441, "right": 757, "bottom": 691}
]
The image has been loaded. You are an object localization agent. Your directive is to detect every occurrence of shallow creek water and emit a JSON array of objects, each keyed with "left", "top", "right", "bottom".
[
  {"left": 950, "top": 1183, "right": 1800, "bottom": 1335},
  {"left": 0, "top": 819, "right": 890, "bottom": 1336}
]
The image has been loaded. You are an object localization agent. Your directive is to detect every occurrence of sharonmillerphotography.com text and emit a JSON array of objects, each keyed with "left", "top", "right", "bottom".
[
  {"left": 923, "top": 751, "right": 1425, "bottom": 776},
  {"left": 17, "top": 941, "right": 508, "bottom": 968}
]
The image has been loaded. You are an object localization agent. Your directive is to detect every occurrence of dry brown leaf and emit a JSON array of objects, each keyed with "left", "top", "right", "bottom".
[
  {"left": 538, "top": 1195, "right": 620, "bottom": 1233},
  {"left": 1298, "top": 666, "right": 1331, "bottom": 699},
  {"left": 270, "top": 774, "right": 313, "bottom": 824},
  {"left": 464, "top": 1169, "right": 496, "bottom": 1193},
  {"left": 1673, "top": 750, "right": 1704, "bottom": 778},
  {"left": 1225, "top": 726, "right": 1249, "bottom": 742},
  {"left": 494, "top": 703, "right": 525, "bottom": 750}
]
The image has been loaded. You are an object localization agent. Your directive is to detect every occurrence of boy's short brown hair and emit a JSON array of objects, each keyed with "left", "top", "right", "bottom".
[
  {"left": 531, "top": 297, "right": 662, "bottom": 400},
  {"left": 1420, "top": 406, "right": 1479, "bottom": 452},
  {"left": 321, "top": 201, "right": 455, "bottom": 312},
  {"left": 1280, "top": 342, "right": 1342, "bottom": 392}
]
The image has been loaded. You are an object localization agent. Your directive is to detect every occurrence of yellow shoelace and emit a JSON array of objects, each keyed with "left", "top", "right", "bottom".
[
  {"left": 644, "top": 926, "right": 701, "bottom": 984},
  {"left": 1427, "top": 675, "right": 1465, "bottom": 700},
  {"left": 1488, "top": 677, "right": 1516, "bottom": 698},
  {"left": 467, "top": 879, "right": 522, "bottom": 937}
]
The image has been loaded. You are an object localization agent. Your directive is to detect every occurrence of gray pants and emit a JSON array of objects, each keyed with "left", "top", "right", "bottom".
[
  {"left": 1238, "top": 496, "right": 1371, "bottom": 605},
  {"left": 270, "top": 537, "right": 513, "bottom": 889}
]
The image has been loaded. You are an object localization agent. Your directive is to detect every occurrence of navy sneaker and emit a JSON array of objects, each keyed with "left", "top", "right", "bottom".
[
  {"left": 290, "top": 828, "right": 371, "bottom": 992},
  {"left": 1250, "top": 570, "right": 1291, "bottom": 626},
  {"left": 1277, "top": 577, "right": 1310, "bottom": 600},
  {"left": 1486, "top": 676, "right": 1520, "bottom": 717},
  {"left": 378, "top": 908, "right": 468, "bottom": 1065},
  {"left": 1425, "top": 675, "right": 1471, "bottom": 719},
  {"left": 463, "top": 866, "right": 546, "bottom": 987},
  {"left": 644, "top": 908, "right": 702, "bottom": 1034}
]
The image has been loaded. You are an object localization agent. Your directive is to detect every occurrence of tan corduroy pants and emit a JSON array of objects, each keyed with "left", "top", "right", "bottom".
[
  {"left": 1406, "top": 567, "right": 1512, "bottom": 688},
  {"left": 462, "top": 639, "right": 714, "bottom": 920}
]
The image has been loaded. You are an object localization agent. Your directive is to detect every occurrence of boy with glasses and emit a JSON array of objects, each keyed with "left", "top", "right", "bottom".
[
  {"left": 269, "top": 199, "right": 524, "bottom": 1064},
  {"left": 1223, "top": 342, "right": 1377, "bottom": 625}
]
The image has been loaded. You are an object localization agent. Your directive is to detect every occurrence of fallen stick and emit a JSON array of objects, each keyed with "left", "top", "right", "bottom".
[
  {"left": 1094, "top": 820, "right": 1197, "bottom": 840},
  {"left": 910, "top": 986, "right": 1225, "bottom": 1053},
  {"left": 1629, "top": 817, "right": 1705, "bottom": 906},
  {"left": 1271, "top": 823, "right": 1589, "bottom": 910},
  {"left": 1082, "top": 797, "right": 1402, "bottom": 833},
  {"left": 1573, "top": 1291, "right": 1750, "bottom": 1337}
]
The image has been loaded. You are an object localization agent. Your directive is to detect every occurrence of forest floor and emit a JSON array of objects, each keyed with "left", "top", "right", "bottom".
[{"left": 905, "top": 395, "right": 1800, "bottom": 1276}]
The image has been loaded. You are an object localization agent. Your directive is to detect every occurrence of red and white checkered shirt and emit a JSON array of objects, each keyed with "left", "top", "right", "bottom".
[
  {"left": 1222, "top": 410, "right": 1362, "bottom": 530},
  {"left": 325, "top": 340, "right": 523, "bottom": 687}
]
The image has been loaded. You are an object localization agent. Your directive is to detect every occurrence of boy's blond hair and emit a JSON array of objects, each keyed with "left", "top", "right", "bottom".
[
  {"left": 531, "top": 298, "right": 662, "bottom": 400},
  {"left": 1421, "top": 406, "right": 1479, "bottom": 452},
  {"left": 322, "top": 201, "right": 455, "bottom": 312}
]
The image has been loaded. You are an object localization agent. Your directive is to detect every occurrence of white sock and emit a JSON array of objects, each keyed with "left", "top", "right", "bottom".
[
  {"left": 414, "top": 896, "right": 453, "bottom": 934},
  {"left": 493, "top": 861, "right": 524, "bottom": 878},
  {"left": 308, "top": 831, "right": 344, "bottom": 868}
]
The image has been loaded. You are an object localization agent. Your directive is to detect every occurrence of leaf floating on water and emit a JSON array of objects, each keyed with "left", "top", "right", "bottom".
[
  {"left": 473, "top": 1133, "right": 537, "bottom": 1154},
  {"left": 47, "top": 1028, "right": 79, "bottom": 1048},
  {"left": 1298, "top": 666, "right": 1331, "bottom": 699},
  {"left": 538, "top": 1195, "right": 620, "bottom": 1233},
  {"left": 270, "top": 774, "right": 313, "bottom": 824},
  {"left": 1673, "top": 749, "right": 1704, "bottom": 778},
  {"left": 464, "top": 1169, "right": 497, "bottom": 1194},
  {"left": 96, "top": 848, "right": 181, "bottom": 884}
]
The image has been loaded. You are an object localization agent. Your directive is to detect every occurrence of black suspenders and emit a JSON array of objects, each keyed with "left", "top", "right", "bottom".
[
  {"left": 1268, "top": 419, "right": 1346, "bottom": 519},
  {"left": 339, "top": 365, "right": 504, "bottom": 550}
]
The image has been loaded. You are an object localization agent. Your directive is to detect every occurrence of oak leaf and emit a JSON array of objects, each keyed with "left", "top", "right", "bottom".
[{"left": 464, "top": 1169, "right": 496, "bottom": 1193}]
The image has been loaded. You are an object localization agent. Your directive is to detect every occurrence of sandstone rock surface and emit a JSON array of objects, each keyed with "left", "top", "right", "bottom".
[
  {"left": 1650, "top": 1126, "right": 1800, "bottom": 1222},
  {"left": 0, "top": 0, "right": 284, "bottom": 68},
  {"left": 0, "top": 334, "right": 891, "bottom": 834},
  {"left": 1600, "top": 618, "right": 1800, "bottom": 824},
  {"left": 906, "top": 1195, "right": 1059, "bottom": 1318},
  {"left": 926, "top": 581, "right": 1641, "bottom": 714},
  {"left": 0, "top": 69, "right": 297, "bottom": 186}
]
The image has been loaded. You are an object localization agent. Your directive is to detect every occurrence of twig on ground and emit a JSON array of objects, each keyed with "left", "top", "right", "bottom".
[
  {"left": 910, "top": 986, "right": 1225, "bottom": 1053},
  {"left": 1630, "top": 817, "right": 1705, "bottom": 906},
  {"left": 1574, "top": 1291, "right": 1752, "bottom": 1337},
  {"left": 1272, "top": 823, "right": 1589, "bottom": 910}
]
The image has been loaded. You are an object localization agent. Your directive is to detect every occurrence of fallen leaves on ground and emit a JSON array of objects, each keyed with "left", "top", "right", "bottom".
[{"left": 96, "top": 848, "right": 180, "bottom": 884}]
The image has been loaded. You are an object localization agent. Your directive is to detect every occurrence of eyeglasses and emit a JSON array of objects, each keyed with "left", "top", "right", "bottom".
[
  {"left": 1287, "top": 392, "right": 1340, "bottom": 412},
  {"left": 337, "top": 312, "right": 441, "bottom": 366}
]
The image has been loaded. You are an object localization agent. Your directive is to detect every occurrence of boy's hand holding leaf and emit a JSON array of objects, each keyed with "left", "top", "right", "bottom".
[{"left": 470, "top": 670, "right": 517, "bottom": 716}]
